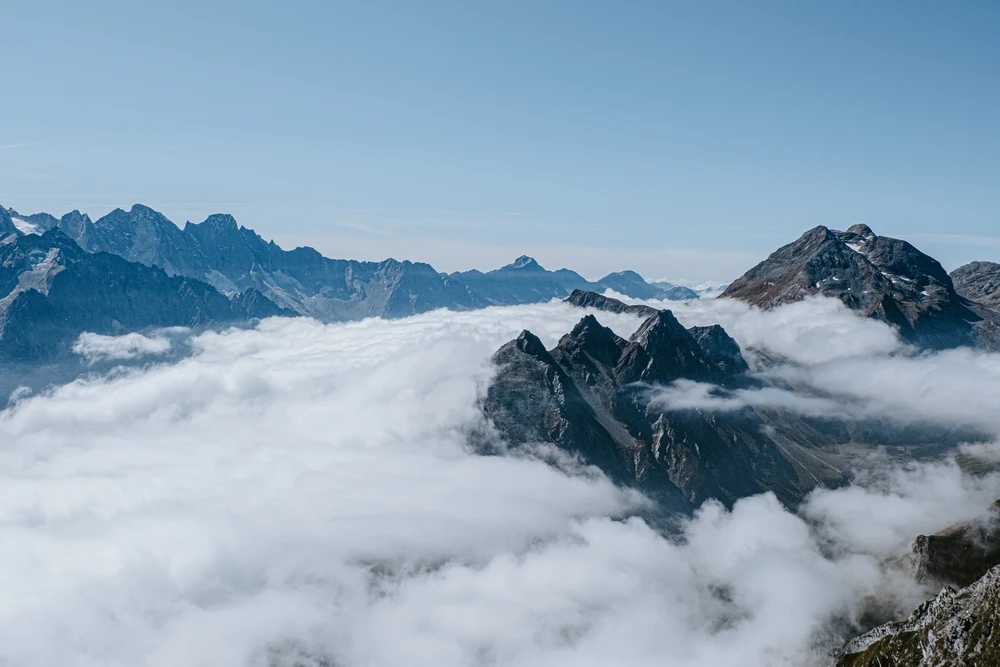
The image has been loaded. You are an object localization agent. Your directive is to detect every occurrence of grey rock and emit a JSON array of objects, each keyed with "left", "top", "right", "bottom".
[{"left": 952, "top": 261, "right": 1000, "bottom": 309}]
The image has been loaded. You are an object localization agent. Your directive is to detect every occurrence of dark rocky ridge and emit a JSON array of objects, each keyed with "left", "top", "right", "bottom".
[
  {"left": 564, "top": 289, "right": 660, "bottom": 318},
  {"left": 722, "top": 224, "right": 1000, "bottom": 351},
  {"left": 483, "top": 310, "right": 832, "bottom": 511}
]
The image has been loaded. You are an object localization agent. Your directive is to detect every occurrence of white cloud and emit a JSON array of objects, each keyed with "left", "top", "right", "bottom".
[
  {"left": 1, "top": 300, "right": 998, "bottom": 667},
  {"left": 649, "top": 379, "right": 850, "bottom": 419},
  {"left": 608, "top": 294, "right": 1000, "bottom": 436},
  {"left": 73, "top": 331, "right": 177, "bottom": 363}
]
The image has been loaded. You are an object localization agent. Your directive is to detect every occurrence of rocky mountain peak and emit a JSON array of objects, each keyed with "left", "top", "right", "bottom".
[
  {"left": 630, "top": 309, "right": 693, "bottom": 350},
  {"left": 506, "top": 329, "right": 550, "bottom": 360},
  {"left": 722, "top": 224, "right": 1000, "bottom": 350},
  {"left": 503, "top": 255, "right": 544, "bottom": 272},
  {"left": 557, "top": 315, "right": 626, "bottom": 370},
  {"left": 484, "top": 313, "right": 805, "bottom": 510},
  {"left": 128, "top": 203, "right": 170, "bottom": 220},
  {"left": 201, "top": 213, "right": 239, "bottom": 230},
  {"left": 845, "top": 222, "right": 875, "bottom": 236},
  {"left": 617, "top": 310, "right": 719, "bottom": 385},
  {"left": 688, "top": 325, "right": 750, "bottom": 376},
  {"left": 96, "top": 207, "right": 128, "bottom": 225},
  {"left": 595, "top": 269, "right": 668, "bottom": 299}
]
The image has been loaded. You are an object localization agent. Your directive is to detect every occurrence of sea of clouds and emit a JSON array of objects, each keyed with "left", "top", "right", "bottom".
[{"left": 2, "top": 297, "right": 999, "bottom": 667}]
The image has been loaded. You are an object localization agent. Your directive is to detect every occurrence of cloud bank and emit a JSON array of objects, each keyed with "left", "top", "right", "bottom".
[
  {"left": 1, "top": 299, "right": 998, "bottom": 667},
  {"left": 610, "top": 293, "right": 1000, "bottom": 435}
]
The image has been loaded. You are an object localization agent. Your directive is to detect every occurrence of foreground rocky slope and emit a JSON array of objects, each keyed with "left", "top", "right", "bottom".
[
  {"left": 837, "top": 503, "right": 1000, "bottom": 666},
  {"left": 838, "top": 565, "right": 1000, "bottom": 667},
  {"left": 722, "top": 224, "right": 1000, "bottom": 350}
]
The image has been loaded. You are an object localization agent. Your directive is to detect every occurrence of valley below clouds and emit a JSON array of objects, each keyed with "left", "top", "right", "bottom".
[{"left": 2, "top": 297, "right": 999, "bottom": 667}]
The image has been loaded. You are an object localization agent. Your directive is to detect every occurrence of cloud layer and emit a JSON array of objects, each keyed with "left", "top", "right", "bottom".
[
  {"left": 613, "top": 293, "right": 1000, "bottom": 435},
  {"left": 1, "top": 298, "right": 998, "bottom": 667}
]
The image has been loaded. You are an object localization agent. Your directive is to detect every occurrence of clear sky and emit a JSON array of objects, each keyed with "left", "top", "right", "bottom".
[{"left": 1, "top": 1, "right": 998, "bottom": 282}]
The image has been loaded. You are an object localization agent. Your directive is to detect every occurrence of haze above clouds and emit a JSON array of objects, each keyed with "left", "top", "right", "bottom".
[{"left": 2, "top": 298, "right": 999, "bottom": 667}]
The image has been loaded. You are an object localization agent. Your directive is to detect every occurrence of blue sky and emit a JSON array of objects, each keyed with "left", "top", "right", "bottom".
[{"left": 1, "top": 1, "right": 998, "bottom": 281}]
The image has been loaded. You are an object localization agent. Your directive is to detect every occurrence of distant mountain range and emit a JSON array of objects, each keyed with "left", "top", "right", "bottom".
[
  {"left": 4, "top": 204, "right": 1000, "bottom": 365},
  {"left": 0, "top": 203, "right": 698, "bottom": 361}
]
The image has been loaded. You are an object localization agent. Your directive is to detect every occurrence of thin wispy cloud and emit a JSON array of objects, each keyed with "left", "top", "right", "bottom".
[
  {"left": 909, "top": 233, "right": 1000, "bottom": 247},
  {"left": 0, "top": 142, "right": 47, "bottom": 151}
]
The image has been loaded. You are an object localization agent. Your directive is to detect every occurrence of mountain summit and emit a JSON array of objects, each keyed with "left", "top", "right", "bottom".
[{"left": 722, "top": 225, "right": 1000, "bottom": 350}]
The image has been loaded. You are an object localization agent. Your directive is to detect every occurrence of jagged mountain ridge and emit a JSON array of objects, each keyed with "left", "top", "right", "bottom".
[
  {"left": 721, "top": 224, "right": 1000, "bottom": 351},
  {"left": 0, "top": 228, "right": 289, "bottom": 361},
  {"left": 483, "top": 306, "right": 826, "bottom": 511},
  {"left": 3, "top": 204, "right": 695, "bottom": 322}
]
